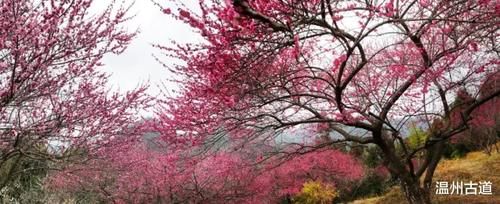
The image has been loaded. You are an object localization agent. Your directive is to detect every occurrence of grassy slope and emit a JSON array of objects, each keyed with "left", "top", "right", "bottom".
[{"left": 351, "top": 149, "right": 500, "bottom": 204}]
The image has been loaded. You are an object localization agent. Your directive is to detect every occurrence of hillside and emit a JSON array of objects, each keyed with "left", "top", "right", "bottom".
[{"left": 351, "top": 149, "right": 500, "bottom": 204}]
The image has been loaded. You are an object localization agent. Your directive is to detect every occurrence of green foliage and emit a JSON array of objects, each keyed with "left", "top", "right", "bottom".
[
  {"left": 361, "top": 145, "right": 384, "bottom": 168},
  {"left": 342, "top": 145, "right": 397, "bottom": 202},
  {"left": 0, "top": 156, "right": 49, "bottom": 203},
  {"left": 0, "top": 143, "right": 55, "bottom": 203},
  {"left": 407, "top": 127, "right": 428, "bottom": 150},
  {"left": 442, "top": 143, "right": 469, "bottom": 159},
  {"left": 293, "top": 181, "right": 338, "bottom": 204},
  {"left": 347, "top": 173, "right": 390, "bottom": 201}
]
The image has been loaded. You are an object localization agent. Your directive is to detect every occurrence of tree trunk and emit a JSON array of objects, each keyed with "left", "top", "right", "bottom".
[
  {"left": 400, "top": 179, "right": 431, "bottom": 204},
  {"left": 374, "top": 129, "right": 433, "bottom": 204}
]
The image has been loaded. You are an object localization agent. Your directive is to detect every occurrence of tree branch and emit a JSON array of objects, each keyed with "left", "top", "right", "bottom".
[{"left": 232, "top": 0, "right": 291, "bottom": 32}]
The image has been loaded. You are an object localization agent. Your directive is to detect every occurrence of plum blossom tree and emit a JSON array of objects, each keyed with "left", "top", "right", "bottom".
[
  {"left": 0, "top": 0, "right": 149, "bottom": 192},
  {"left": 451, "top": 71, "right": 499, "bottom": 153},
  {"left": 156, "top": 0, "right": 499, "bottom": 203},
  {"left": 48, "top": 137, "right": 363, "bottom": 203}
]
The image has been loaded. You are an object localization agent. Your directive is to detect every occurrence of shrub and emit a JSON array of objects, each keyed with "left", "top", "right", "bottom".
[{"left": 293, "top": 181, "right": 338, "bottom": 204}]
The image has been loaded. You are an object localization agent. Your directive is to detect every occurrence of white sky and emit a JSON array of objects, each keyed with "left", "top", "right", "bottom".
[{"left": 93, "top": 0, "right": 199, "bottom": 97}]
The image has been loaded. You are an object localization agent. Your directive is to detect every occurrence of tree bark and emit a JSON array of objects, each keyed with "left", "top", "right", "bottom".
[
  {"left": 375, "top": 129, "right": 433, "bottom": 204},
  {"left": 400, "top": 179, "right": 431, "bottom": 204}
]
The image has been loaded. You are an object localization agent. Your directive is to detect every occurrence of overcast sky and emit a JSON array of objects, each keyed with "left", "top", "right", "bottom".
[{"left": 93, "top": 0, "right": 199, "bottom": 97}]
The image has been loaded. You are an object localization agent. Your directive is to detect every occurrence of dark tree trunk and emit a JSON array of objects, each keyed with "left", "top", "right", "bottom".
[
  {"left": 375, "top": 131, "right": 435, "bottom": 204},
  {"left": 400, "top": 179, "right": 431, "bottom": 204}
]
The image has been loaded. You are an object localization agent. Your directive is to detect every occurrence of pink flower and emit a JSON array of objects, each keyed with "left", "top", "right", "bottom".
[
  {"left": 163, "top": 8, "right": 171, "bottom": 14},
  {"left": 0, "top": 62, "right": 7, "bottom": 69},
  {"left": 179, "top": 9, "right": 190, "bottom": 18}
]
